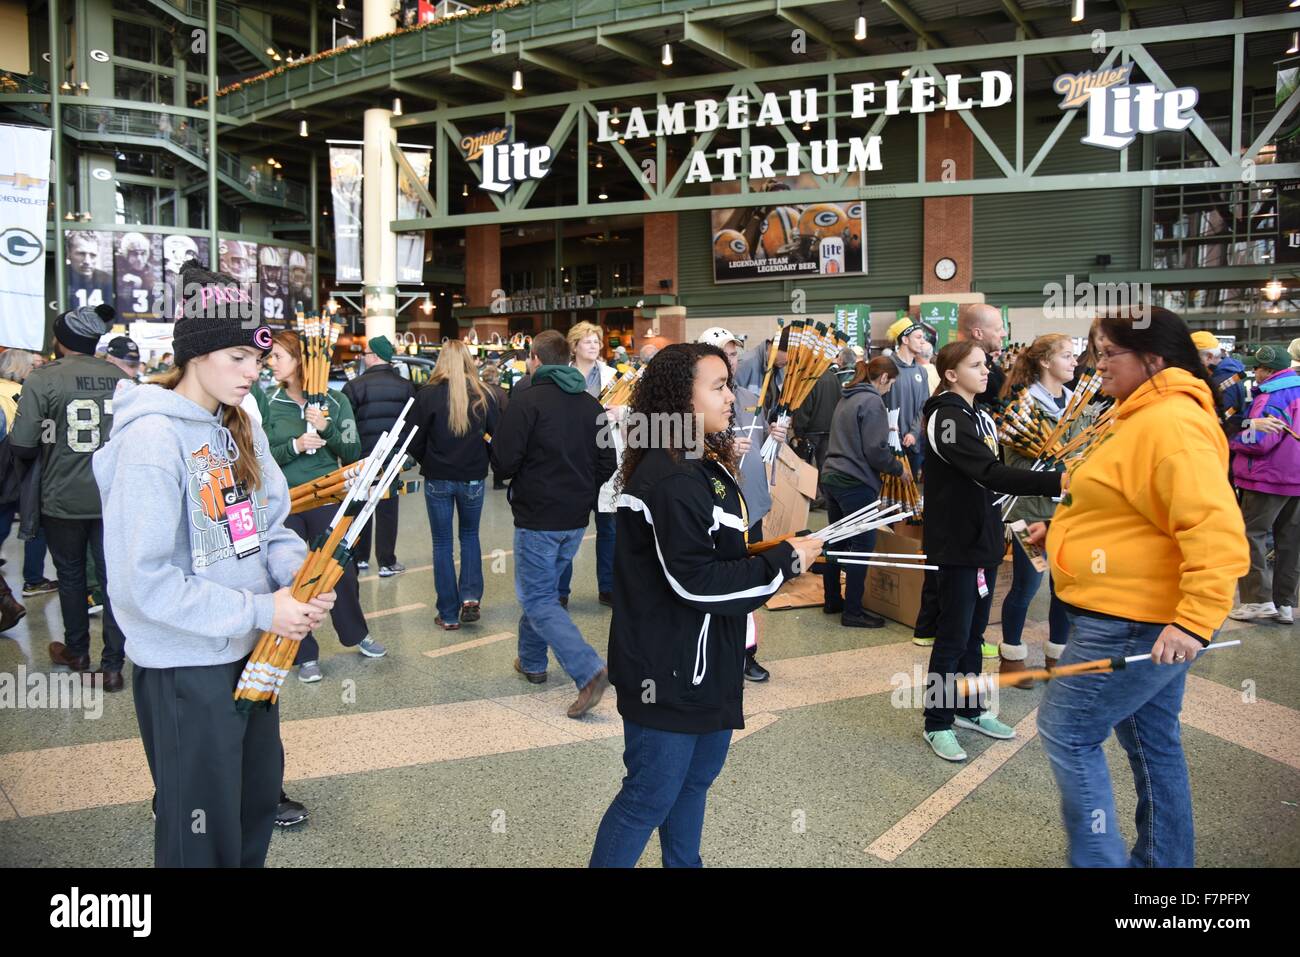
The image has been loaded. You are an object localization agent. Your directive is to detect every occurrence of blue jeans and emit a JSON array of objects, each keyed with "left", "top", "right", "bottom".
[
  {"left": 1037, "top": 613, "right": 1195, "bottom": 868},
  {"left": 1000, "top": 532, "right": 1070, "bottom": 647},
  {"left": 558, "top": 511, "right": 615, "bottom": 598},
  {"left": 423, "top": 479, "right": 485, "bottom": 624},
  {"left": 514, "top": 527, "right": 605, "bottom": 688},
  {"left": 821, "top": 482, "right": 878, "bottom": 614},
  {"left": 590, "top": 720, "right": 732, "bottom": 868},
  {"left": 0, "top": 502, "right": 49, "bottom": 586}
]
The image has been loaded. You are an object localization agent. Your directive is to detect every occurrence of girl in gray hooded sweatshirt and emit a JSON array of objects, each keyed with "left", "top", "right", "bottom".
[{"left": 93, "top": 263, "right": 335, "bottom": 867}]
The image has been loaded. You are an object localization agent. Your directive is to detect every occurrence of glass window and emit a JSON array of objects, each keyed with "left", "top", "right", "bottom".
[
  {"left": 116, "top": 184, "right": 153, "bottom": 224},
  {"left": 114, "top": 66, "right": 157, "bottom": 103},
  {"left": 156, "top": 30, "right": 174, "bottom": 68},
  {"left": 114, "top": 21, "right": 153, "bottom": 64},
  {"left": 157, "top": 190, "right": 176, "bottom": 226},
  {"left": 117, "top": 151, "right": 154, "bottom": 175}
]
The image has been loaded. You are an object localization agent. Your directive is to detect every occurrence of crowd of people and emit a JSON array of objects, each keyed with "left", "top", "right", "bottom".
[{"left": 2, "top": 267, "right": 1297, "bottom": 868}]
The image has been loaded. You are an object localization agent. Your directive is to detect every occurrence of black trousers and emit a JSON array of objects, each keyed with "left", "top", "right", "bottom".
[
  {"left": 134, "top": 658, "right": 281, "bottom": 867},
  {"left": 284, "top": 504, "right": 368, "bottom": 663},
  {"left": 42, "top": 515, "right": 124, "bottom": 672},
  {"left": 923, "top": 564, "right": 997, "bottom": 732},
  {"left": 352, "top": 495, "right": 399, "bottom": 568},
  {"left": 913, "top": 568, "right": 940, "bottom": 639}
]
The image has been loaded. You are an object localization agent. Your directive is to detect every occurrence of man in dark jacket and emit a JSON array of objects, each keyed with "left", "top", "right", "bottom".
[
  {"left": 10, "top": 305, "right": 130, "bottom": 690},
  {"left": 490, "top": 330, "right": 617, "bottom": 719},
  {"left": 341, "top": 335, "right": 417, "bottom": 575},
  {"left": 792, "top": 364, "right": 841, "bottom": 508},
  {"left": 1192, "top": 331, "right": 1248, "bottom": 435}
]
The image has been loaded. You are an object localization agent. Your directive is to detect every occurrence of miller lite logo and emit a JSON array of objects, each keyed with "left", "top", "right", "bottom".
[
  {"left": 479, "top": 140, "right": 555, "bottom": 194},
  {"left": 819, "top": 237, "right": 845, "bottom": 275},
  {"left": 1054, "top": 66, "right": 1198, "bottom": 151},
  {"left": 460, "top": 126, "right": 512, "bottom": 162}
]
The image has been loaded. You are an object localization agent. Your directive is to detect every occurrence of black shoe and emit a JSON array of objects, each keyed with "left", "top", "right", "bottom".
[
  {"left": 558, "top": 596, "right": 569, "bottom": 608},
  {"left": 276, "top": 792, "right": 308, "bottom": 828},
  {"left": 743, "top": 652, "right": 770, "bottom": 682},
  {"left": 841, "top": 610, "right": 886, "bottom": 629},
  {"left": 598, "top": 591, "right": 613, "bottom": 607}
]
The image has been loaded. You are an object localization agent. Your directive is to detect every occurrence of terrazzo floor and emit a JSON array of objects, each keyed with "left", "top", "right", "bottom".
[{"left": 1, "top": 486, "right": 1297, "bottom": 867}]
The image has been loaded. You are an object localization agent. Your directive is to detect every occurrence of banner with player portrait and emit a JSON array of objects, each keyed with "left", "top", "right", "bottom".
[
  {"left": 258, "top": 245, "right": 292, "bottom": 327},
  {"left": 65, "top": 230, "right": 116, "bottom": 312},
  {"left": 709, "top": 173, "right": 866, "bottom": 284},
  {"left": 329, "top": 144, "right": 364, "bottom": 283},
  {"left": 397, "top": 147, "right": 432, "bottom": 285},
  {"left": 162, "top": 234, "right": 209, "bottom": 319},
  {"left": 114, "top": 231, "right": 163, "bottom": 320}
]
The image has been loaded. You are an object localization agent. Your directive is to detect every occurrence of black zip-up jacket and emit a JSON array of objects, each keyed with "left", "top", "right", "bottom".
[
  {"left": 921, "top": 391, "right": 1061, "bottom": 567},
  {"left": 609, "top": 449, "right": 799, "bottom": 734},
  {"left": 341, "top": 363, "right": 417, "bottom": 457},
  {"left": 407, "top": 378, "right": 500, "bottom": 482},
  {"left": 489, "top": 379, "right": 615, "bottom": 530}
]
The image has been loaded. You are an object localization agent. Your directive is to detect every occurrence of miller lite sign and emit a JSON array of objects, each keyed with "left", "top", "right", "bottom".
[
  {"left": 476, "top": 135, "right": 554, "bottom": 194},
  {"left": 1053, "top": 65, "right": 1198, "bottom": 151}
]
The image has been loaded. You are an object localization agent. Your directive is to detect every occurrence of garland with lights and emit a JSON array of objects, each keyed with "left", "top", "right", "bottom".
[{"left": 199, "top": 0, "right": 534, "bottom": 105}]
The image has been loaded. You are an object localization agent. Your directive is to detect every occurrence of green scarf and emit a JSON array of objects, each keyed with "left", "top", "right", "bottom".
[{"left": 533, "top": 364, "right": 587, "bottom": 394}]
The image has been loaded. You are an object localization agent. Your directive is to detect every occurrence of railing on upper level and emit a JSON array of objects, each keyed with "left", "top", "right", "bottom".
[
  {"left": 0, "top": 69, "right": 49, "bottom": 94},
  {"left": 145, "top": 0, "right": 275, "bottom": 69},
  {"left": 60, "top": 105, "right": 306, "bottom": 211},
  {"left": 214, "top": 0, "right": 739, "bottom": 117}
]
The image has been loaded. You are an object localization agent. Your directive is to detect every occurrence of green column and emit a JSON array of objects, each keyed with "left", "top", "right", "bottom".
[
  {"left": 50, "top": 0, "right": 64, "bottom": 314},
  {"left": 207, "top": 0, "right": 218, "bottom": 268}
]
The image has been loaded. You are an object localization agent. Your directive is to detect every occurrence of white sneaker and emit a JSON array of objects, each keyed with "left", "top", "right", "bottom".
[
  {"left": 1228, "top": 602, "right": 1279, "bottom": 621},
  {"left": 1277, "top": 606, "right": 1294, "bottom": 625}
]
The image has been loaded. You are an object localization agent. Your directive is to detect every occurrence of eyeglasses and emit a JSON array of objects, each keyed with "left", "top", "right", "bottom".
[{"left": 1097, "top": 349, "right": 1134, "bottom": 362}]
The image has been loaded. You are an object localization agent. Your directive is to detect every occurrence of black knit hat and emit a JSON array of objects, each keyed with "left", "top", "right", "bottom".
[
  {"left": 54, "top": 303, "right": 114, "bottom": 355},
  {"left": 171, "top": 261, "right": 273, "bottom": 365}
]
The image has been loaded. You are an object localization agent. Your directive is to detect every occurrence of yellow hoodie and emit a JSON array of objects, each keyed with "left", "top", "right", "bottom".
[{"left": 1046, "top": 367, "right": 1248, "bottom": 641}]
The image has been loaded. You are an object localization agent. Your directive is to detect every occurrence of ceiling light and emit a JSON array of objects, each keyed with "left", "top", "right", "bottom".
[
  {"left": 855, "top": 4, "right": 867, "bottom": 41},
  {"left": 595, "top": 154, "right": 603, "bottom": 169},
  {"left": 661, "top": 33, "right": 673, "bottom": 67},
  {"left": 598, "top": 188, "right": 608, "bottom": 200},
  {"left": 392, "top": 97, "right": 402, "bottom": 116},
  {"left": 462, "top": 182, "right": 469, "bottom": 197},
  {"left": 299, "top": 120, "right": 309, "bottom": 137},
  {"left": 1290, "top": 31, "right": 1300, "bottom": 55},
  {"left": 1071, "top": 0, "right": 1084, "bottom": 22},
  {"left": 512, "top": 69, "right": 523, "bottom": 91}
]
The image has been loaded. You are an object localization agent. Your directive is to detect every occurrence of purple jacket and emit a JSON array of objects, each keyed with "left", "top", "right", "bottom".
[{"left": 1230, "top": 369, "right": 1300, "bottom": 496}]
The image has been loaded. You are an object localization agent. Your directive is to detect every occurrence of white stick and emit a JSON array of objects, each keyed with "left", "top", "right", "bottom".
[
  {"left": 833, "top": 559, "right": 939, "bottom": 570},
  {"left": 1122, "top": 639, "right": 1240, "bottom": 664},
  {"left": 344, "top": 426, "right": 419, "bottom": 549},
  {"left": 825, "top": 551, "right": 929, "bottom": 560}
]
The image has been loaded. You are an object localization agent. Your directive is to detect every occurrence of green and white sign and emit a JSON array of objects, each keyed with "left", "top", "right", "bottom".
[
  {"left": 922, "top": 301, "right": 960, "bottom": 347},
  {"left": 834, "top": 303, "right": 870, "bottom": 348}
]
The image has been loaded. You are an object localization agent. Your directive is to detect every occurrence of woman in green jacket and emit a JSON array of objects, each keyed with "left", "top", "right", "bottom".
[{"left": 264, "top": 330, "right": 384, "bottom": 682}]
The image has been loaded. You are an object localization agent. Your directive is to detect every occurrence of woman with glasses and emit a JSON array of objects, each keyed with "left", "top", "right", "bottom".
[{"left": 1032, "top": 307, "right": 1249, "bottom": 867}]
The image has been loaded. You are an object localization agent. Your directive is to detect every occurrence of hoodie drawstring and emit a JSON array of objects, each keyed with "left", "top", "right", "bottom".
[
  {"left": 213, "top": 425, "right": 240, "bottom": 463},
  {"left": 692, "top": 613, "right": 710, "bottom": 686}
]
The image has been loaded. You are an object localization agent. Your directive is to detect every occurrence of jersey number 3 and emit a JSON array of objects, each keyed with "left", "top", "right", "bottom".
[{"left": 65, "top": 398, "right": 102, "bottom": 452}]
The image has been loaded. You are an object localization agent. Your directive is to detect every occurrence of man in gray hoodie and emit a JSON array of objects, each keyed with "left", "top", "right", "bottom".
[{"left": 883, "top": 318, "right": 932, "bottom": 477}]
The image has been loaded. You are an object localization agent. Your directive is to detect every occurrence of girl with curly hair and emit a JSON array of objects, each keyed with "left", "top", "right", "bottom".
[{"left": 590, "top": 343, "right": 821, "bottom": 868}]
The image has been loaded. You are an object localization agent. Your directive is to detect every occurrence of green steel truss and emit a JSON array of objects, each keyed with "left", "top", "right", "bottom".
[{"left": 384, "top": 11, "right": 1300, "bottom": 232}]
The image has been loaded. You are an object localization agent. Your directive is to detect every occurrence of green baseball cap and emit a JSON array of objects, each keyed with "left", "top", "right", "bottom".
[{"left": 1254, "top": 344, "right": 1290, "bottom": 371}]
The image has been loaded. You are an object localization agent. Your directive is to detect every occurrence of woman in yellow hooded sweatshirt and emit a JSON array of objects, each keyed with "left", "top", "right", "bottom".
[{"left": 1032, "top": 307, "right": 1248, "bottom": 868}]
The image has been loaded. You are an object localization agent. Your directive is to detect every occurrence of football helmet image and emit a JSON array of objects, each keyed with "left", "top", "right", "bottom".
[
  {"left": 757, "top": 206, "right": 801, "bottom": 259},
  {"left": 713, "top": 229, "right": 750, "bottom": 264},
  {"left": 219, "top": 240, "right": 256, "bottom": 284},
  {"left": 259, "top": 245, "right": 284, "bottom": 294},
  {"left": 288, "top": 250, "right": 308, "bottom": 289},
  {"left": 119, "top": 232, "right": 150, "bottom": 275},
  {"left": 798, "top": 203, "right": 850, "bottom": 243},
  {"left": 846, "top": 202, "right": 863, "bottom": 253},
  {"left": 164, "top": 235, "right": 199, "bottom": 275}
]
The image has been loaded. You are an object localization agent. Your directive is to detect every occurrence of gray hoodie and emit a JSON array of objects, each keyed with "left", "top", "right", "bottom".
[
  {"left": 822, "top": 383, "right": 903, "bottom": 493},
  {"left": 885, "top": 353, "right": 930, "bottom": 443},
  {"left": 92, "top": 384, "right": 307, "bottom": 669}
]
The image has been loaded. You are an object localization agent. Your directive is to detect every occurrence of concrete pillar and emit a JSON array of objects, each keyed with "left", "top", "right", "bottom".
[
  {"left": 362, "top": 107, "right": 398, "bottom": 341},
  {"left": 922, "top": 111, "right": 973, "bottom": 295},
  {"left": 361, "top": 0, "right": 397, "bottom": 340}
]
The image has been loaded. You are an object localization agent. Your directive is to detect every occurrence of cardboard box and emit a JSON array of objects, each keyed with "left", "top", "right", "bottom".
[
  {"left": 862, "top": 524, "right": 927, "bottom": 627},
  {"left": 762, "top": 442, "right": 819, "bottom": 541}
]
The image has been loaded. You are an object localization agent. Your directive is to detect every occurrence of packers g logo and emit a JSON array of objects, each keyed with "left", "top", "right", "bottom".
[{"left": 252, "top": 326, "right": 273, "bottom": 350}]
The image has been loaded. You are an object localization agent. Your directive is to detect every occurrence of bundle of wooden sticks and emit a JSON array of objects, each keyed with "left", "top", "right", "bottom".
[
  {"left": 759, "top": 320, "right": 847, "bottom": 463},
  {"left": 295, "top": 310, "right": 343, "bottom": 454},
  {"left": 880, "top": 455, "right": 922, "bottom": 516}
]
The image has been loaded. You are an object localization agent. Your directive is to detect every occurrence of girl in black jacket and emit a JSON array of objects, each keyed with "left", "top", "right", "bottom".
[
  {"left": 590, "top": 343, "right": 821, "bottom": 868},
  {"left": 919, "top": 341, "right": 1061, "bottom": 763}
]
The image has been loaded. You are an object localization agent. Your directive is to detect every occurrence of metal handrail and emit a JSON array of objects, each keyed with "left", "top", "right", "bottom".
[
  {"left": 0, "top": 69, "right": 50, "bottom": 94},
  {"left": 218, "top": 0, "right": 712, "bottom": 116},
  {"left": 60, "top": 105, "right": 306, "bottom": 209}
]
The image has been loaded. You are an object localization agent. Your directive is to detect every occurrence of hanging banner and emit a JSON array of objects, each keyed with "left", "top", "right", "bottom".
[
  {"left": 162, "top": 234, "right": 208, "bottom": 320},
  {"left": 329, "top": 145, "right": 364, "bottom": 283},
  {"left": 710, "top": 174, "right": 865, "bottom": 283},
  {"left": 0, "top": 123, "right": 51, "bottom": 349},
  {"left": 258, "top": 245, "right": 291, "bottom": 326},
  {"left": 397, "top": 147, "right": 432, "bottom": 284},
  {"left": 287, "top": 249, "right": 314, "bottom": 311},
  {"left": 65, "top": 230, "right": 115, "bottom": 312},
  {"left": 1276, "top": 66, "right": 1300, "bottom": 264},
  {"left": 922, "top": 302, "right": 960, "bottom": 348},
  {"left": 834, "top": 304, "right": 870, "bottom": 348},
  {"left": 114, "top": 231, "right": 162, "bottom": 320}
]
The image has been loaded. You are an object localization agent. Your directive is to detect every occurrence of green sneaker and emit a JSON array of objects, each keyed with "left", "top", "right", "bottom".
[
  {"left": 981, "top": 642, "right": 999, "bottom": 659},
  {"left": 912, "top": 636, "right": 936, "bottom": 647},
  {"left": 923, "top": 729, "right": 967, "bottom": 762},
  {"left": 955, "top": 713, "right": 1016, "bottom": 740}
]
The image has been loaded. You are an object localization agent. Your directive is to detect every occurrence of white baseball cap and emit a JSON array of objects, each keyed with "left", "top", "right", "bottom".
[{"left": 698, "top": 326, "right": 743, "bottom": 348}]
